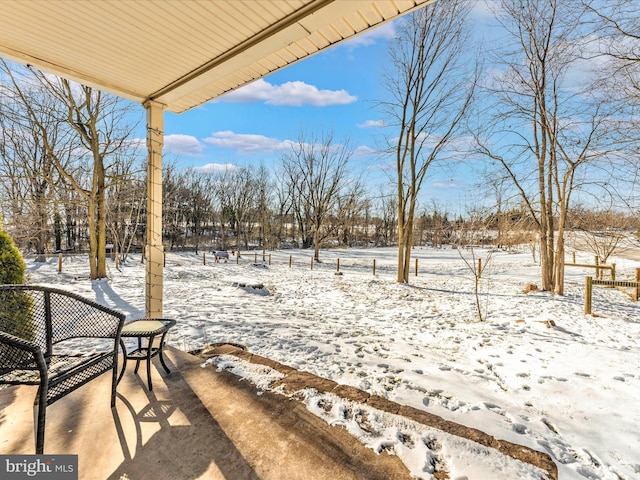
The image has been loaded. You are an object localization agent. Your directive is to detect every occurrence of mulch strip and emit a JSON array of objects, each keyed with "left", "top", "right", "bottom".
[{"left": 199, "top": 344, "right": 558, "bottom": 480}]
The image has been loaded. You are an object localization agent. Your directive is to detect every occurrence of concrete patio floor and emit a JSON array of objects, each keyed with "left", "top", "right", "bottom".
[
  {"left": 0, "top": 347, "right": 413, "bottom": 480},
  {"left": 1, "top": 346, "right": 558, "bottom": 480}
]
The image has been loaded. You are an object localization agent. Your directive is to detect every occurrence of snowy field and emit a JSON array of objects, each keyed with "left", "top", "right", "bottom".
[{"left": 25, "top": 246, "right": 640, "bottom": 480}]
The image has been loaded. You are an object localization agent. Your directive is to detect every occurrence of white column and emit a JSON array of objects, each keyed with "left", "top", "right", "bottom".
[{"left": 144, "top": 100, "right": 164, "bottom": 318}]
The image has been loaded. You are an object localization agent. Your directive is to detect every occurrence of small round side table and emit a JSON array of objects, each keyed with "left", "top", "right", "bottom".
[{"left": 117, "top": 318, "right": 176, "bottom": 390}]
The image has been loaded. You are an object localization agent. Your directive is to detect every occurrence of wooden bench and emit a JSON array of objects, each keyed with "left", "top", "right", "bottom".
[{"left": 0, "top": 285, "right": 126, "bottom": 454}]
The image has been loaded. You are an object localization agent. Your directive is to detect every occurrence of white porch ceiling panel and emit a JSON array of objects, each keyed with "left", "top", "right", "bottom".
[{"left": 0, "top": 0, "right": 431, "bottom": 113}]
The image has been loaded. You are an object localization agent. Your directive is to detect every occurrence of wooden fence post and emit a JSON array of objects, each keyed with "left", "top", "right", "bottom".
[
  {"left": 203, "top": 252, "right": 206, "bottom": 265},
  {"left": 478, "top": 258, "right": 482, "bottom": 278},
  {"left": 415, "top": 258, "right": 418, "bottom": 276},
  {"left": 58, "top": 253, "right": 63, "bottom": 272},
  {"left": 611, "top": 263, "right": 616, "bottom": 281},
  {"left": 373, "top": 259, "right": 376, "bottom": 276},
  {"left": 269, "top": 254, "right": 272, "bottom": 266},
  {"left": 254, "top": 252, "right": 258, "bottom": 263},
  {"left": 310, "top": 257, "right": 314, "bottom": 270},
  {"left": 289, "top": 255, "right": 292, "bottom": 268},
  {"left": 163, "top": 252, "right": 166, "bottom": 267},
  {"left": 572, "top": 252, "right": 576, "bottom": 264},
  {"left": 595, "top": 256, "right": 600, "bottom": 280},
  {"left": 337, "top": 258, "right": 340, "bottom": 272},
  {"left": 634, "top": 269, "right": 640, "bottom": 301},
  {"left": 584, "top": 276, "right": 593, "bottom": 315}
]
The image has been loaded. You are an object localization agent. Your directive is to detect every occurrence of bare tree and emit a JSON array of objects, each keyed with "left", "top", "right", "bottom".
[
  {"left": 106, "top": 157, "right": 145, "bottom": 262},
  {"left": 585, "top": 0, "right": 640, "bottom": 102},
  {"left": 1, "top": 61, "right": 139, "bottom": 278},
  {"left": 374, "top": 193, "right": 397, "bottom": 247},
  {"left": 183, "top": 169, "right": 214, "bottom": 255},
  {"left": 253, "top": 164, "right": 274, "bottom": 252},
  {"left": 272, "top": 171, "right": 294, "bottom": 248},
  {"left": 281, "top": 131, "right": 351, "bottom": 262},
  {"left": 213, "top": 166, "right": 255, "bottom": 255},
  {"left": 567, "top": 206, "right": 636, "bottom": 266},
  {"left": 472, "top": 0, "right": 628, "bottom": 295},
  {"left": 335, "top": 179, "right": 366, "bottom": 247},
  {"left": 162, "top": 163, "right": 188, "bottom": 250},
  {"left": 455, "top": 208, "right": 495, "bottom": 322},
  {"left": 380, "top": 0, "right": 476, "bottom": 283},
  {"left": 0, "top": 70, "right": 64, "bottom": 260}
]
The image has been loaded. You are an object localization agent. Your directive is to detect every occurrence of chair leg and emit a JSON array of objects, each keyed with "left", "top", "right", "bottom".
[
  {"left": 111, "top": 362, "right": 118, "bottom": 408},
  {"left": 33, "top": 386, "right": 48, "bottom": 454},
  {"left": 116, "top": 339, "right": 127, "bottom": 386}
]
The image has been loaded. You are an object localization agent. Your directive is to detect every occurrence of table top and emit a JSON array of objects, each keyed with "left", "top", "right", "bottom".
[{"left": 121, "top": 318, "right": 176, "bottom": 337}]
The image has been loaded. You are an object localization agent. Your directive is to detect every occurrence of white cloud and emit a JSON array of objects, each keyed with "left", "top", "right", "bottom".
[
  {"left": 432, "top": 177, "right": 463, "bottom": 189},
  {"left": 368, "top": 160, "right": 395, "bottom": 172},
  {"left": 346, "top": 22, "right": 397, "bottom": 47},
  {"left": 352, "top": 145, "right": 377, "bottom": 157},
  {"left": 471, "top": 0, "right": 502, "bottom": 20},
  {"left": 219, "top": 79, "right": 357, "bottom": 106},
  {"left": 192, "top": 163, "right": 240, "bottom": 174},
  {"left": 204, "top": 130, "right": 294, "bottom": 154},
  {"left": 164, "top": 134, "right": 204, "bottom": 156},
  {"left": 357, "top": 119, "right": 387, "bottom": 129}
]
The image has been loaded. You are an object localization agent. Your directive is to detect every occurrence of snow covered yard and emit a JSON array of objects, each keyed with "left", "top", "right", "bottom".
[{"left": 26, "top": 247, "right": 640, "bottom": 480}]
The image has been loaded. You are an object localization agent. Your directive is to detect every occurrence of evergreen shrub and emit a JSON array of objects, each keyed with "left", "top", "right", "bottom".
[{"left": 0, "top": 227, "right": 34, "bottom": 340}]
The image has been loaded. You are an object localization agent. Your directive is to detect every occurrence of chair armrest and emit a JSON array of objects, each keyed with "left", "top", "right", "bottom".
[{"left": 0, "top": 331, "right": 47, "bottom": 381}]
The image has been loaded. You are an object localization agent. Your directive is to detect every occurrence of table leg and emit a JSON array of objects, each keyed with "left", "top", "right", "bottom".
[
  {"left": 146, "top": 334, "right": 155, "bottom": 390},
  {"left": 158, "top": 331, "right": 171, "bottom": 374},
  {"left": 133, "top": 336, "right": 142, "bottom": 374}
]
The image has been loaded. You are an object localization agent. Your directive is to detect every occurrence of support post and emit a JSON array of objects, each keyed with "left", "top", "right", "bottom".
[
  {"left": 634, "top": 269, "right": 640, "bottom": 301},
  {"left": 337, "top": 258, "right": 340, "bottom": 272},
  {"left": 415, "top": 258, "right": 418, "bottom": 276},
  {"left": 144, "top": 100, "right": 164, "bottom": 318},
  {"left": 373, "top": 259, "right": 376, "bottom": 276},
  {"left": 58, "top": 253, "right": 62, "bottom": 272},
  {"left": 289, "top": 255, "right": 292, "bottom": 268}
]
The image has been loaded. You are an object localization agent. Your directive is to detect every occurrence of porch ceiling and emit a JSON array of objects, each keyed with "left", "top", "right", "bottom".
[{"left": 0, "top": 0, "right": 431, "bottom": 113}]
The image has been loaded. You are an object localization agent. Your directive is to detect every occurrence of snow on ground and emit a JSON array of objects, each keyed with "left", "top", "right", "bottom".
[{"left": 26, "top": 246, "right": 640, "bottom": 480}]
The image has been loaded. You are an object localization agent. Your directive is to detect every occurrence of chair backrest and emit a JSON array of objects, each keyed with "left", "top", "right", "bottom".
[{"left": 0, "top": 285, "right": 125, "bottom": 357}]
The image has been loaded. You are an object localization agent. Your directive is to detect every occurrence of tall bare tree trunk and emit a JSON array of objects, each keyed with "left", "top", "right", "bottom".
[{"left": 382, "top": 1, "right": 475, "bottom": 284}]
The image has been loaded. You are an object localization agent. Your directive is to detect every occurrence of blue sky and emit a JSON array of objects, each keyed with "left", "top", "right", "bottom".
[
  {"left": 161, "top": 21, "right": 398, "bottom": 174},
  {"left": 152, "top": 3, "right": 499, "bottom": 215}
]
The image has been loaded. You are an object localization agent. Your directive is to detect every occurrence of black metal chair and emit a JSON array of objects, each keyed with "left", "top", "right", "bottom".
[{"left": 0, "top": 285, "right": 126, "bottom": 454}]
